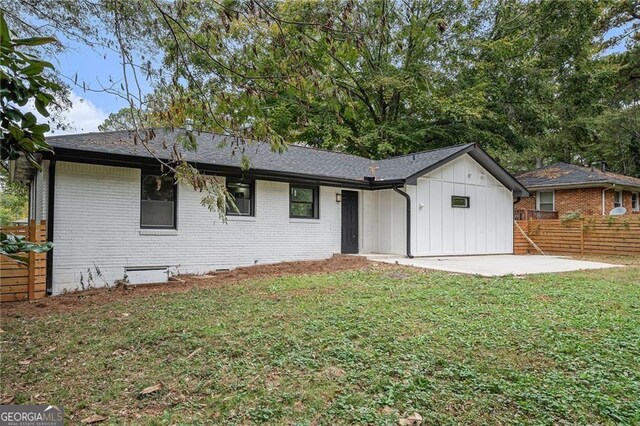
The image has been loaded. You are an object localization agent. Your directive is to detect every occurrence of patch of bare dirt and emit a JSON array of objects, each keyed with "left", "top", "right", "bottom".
[
  {"left": 1, "top": 256, "right": 372, "bottom": 319},
  {"left": 534, "top": 294, "right": 554, "bottom": 303}
]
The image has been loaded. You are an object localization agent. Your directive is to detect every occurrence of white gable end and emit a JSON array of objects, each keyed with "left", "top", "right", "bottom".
[{"left": 413, "top": 154, "right": 513, "bottom": 256}]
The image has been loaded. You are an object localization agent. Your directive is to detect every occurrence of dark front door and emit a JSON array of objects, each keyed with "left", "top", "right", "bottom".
[{"left": 341, "top": 190, "right": 359, "bottom": 254}]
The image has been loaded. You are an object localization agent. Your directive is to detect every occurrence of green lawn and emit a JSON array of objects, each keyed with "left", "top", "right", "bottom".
[{"left": 2, "top": 263, "right": 639, "bottom": 425}]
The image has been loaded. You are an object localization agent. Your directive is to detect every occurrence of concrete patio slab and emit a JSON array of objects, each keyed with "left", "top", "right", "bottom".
[{"left": 365, "top": 254, "right": 622, "bottom": 277}]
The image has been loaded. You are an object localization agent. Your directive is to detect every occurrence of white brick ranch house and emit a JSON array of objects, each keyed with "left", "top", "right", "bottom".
[{"left": 11, "top": 130, "right": 528, "bottom": 295}]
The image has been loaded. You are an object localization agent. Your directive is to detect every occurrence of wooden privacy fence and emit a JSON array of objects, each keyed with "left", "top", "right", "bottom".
[
  {"left": 514, "top": 215, "right": 640, "bottom": 256},
  {"left": 0, "top": 220, "right": 47, "bottom": 302}
]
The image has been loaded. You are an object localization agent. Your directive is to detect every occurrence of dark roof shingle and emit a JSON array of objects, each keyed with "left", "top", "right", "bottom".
[
  {"left": 517, "top": 162, "right": 640, "bottom": 189},
  {"left": 45, "top": 129, "right": 474, "bottom": 182}
]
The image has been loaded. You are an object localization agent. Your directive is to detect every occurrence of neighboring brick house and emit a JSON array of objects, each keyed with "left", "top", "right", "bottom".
[{"left": 515, "top": 162, "right": 640, "bottom": 218}]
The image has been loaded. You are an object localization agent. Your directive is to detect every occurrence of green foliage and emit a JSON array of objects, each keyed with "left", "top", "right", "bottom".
[
  {"left": 0, "top": 12, "right": 60, "bottom": 169},
  {"left": 3, "top": 1, "right": 639, "bottom": 176},
  {"left": 0, "top": 167, "right": 28, "bottom": 227},
  {"left": 560, "top": 210, "right": 583, "bottom": 223},
  {"left": 0, "top": 232, "right": 52, "bottom": 263},
  {"left": 0, "top": 13, "right": 54, "bottom": 255},
  {"left": 140, "top": 0, "right": 639, "bottom": 169},
  {"left": 97, "top": 107, "right": 140, "bottom": 131},
  {"left": 0, "top": 191, "right": 27, "bottom": 227}
]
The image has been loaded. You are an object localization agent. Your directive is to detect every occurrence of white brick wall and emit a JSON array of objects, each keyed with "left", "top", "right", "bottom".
[{"left": 50, "top": 161, "right": 364, "bottom": 294}]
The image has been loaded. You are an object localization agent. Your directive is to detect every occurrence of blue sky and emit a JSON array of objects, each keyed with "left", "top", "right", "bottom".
[
  {"left": 44, "top": 36, "right": 154, "bottom": 135},
  {"left": 48, "top": 24, "right": 631, "bottom": 135}
]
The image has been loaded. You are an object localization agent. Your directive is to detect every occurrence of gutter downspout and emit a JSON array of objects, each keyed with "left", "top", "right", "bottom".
[
  {"left": 46, "top": 160, "right": 56, "bottom": 295},
  {"left": 392, "top": 184, "right": 414, "bottom": 259},
  {"left": 513, "top": 196, "right": 521, "bottom": 219},
  {"left": 602, "top": 185, "right": 615, "bottom": 215}
]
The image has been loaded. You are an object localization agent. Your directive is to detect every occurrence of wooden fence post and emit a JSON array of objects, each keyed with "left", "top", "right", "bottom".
[
  {"left": 580, "top": 218, "right": 585, "bottom": 255},
  {"left": 28, "top": 219, "right": 36, "bottom": 300}
]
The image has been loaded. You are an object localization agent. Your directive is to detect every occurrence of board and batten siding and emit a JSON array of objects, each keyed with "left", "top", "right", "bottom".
[
  {"left": 376, "top": 189, "right": 408, "bottom": 256},
  {"left": 360, "top": 190, "right": 379, "bottom": 254},
  {"left": 48, "top": 161, "right": 366, "bottom": 294},
  {"left": 414, "top": 154, "right": 513, "bottom": 256}
]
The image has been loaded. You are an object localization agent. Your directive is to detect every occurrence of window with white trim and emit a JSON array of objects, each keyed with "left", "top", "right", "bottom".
[
  {"left": 537, "top": 191, "right": 554, "bottom": 212},
  {"left": 632, "top": 192, "right": 639, "bottom": 212},
  {"left": 614, "top": 190, "right": 623, "bottom": 208}
]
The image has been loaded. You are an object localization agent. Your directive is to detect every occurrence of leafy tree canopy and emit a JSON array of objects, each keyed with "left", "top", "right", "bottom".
[{"left": 4, "top": 0, "right": 640, "bottom": 179}]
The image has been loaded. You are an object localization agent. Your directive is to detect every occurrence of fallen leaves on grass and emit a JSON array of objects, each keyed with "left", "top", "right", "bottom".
[
  {"left": 381, "top": 406, "right": 397, "bottom": 415},
  {"left": 81, "top": 414, "right": 108, "bottom": 424},
  {"left": 186, "top": 347, "right": 202, "bottom": 359},
  {"left": 18, "top": 359, "right": 31, "bottom": 366},
  {"left": 111, "top": 349, "right": 127, "bottom": 357},
  {"left": 322, "top": 366, "right": 346, "bottom": 379},
  {"left": 1, "top": 395, "right": 15, "bottom": 404},
  {"left": 399, "top": 412, "right": 423, "bottom": 425},
  {"left": 139, "top": 383, "right": 163, "bottom": 396}
]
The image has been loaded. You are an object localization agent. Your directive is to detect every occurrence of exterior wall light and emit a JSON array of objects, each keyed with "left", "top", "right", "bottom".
[{"left": 336, "top": 193, "right": 342, "bottom": 203}]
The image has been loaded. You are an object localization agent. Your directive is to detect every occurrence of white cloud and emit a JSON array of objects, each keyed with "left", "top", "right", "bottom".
[
  {"left": 49, "top": 92, "right": 109, "bottom": 135},
  {"left": 24, "top": 91, "right": 109, "bottom": 136}
]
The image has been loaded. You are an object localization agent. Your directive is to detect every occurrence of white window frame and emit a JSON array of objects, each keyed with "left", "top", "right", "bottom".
[
  {"left": 536, "top": 190, "right": 555, "bottom": 212},
  {"left": 632, "top": 192, "right": 639, "bottom": 212},
  {"left": 614, "top": 190, "right": 623, "bottom": 208}
]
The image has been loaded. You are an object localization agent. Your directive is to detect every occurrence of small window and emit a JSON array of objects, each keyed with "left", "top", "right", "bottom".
[
  {"left": 141, "top": 174, "right": 176, "bottom": 228},
  {"left": 632, "top": 192, "right": 639, "bottom": 212},
  {"left": 537, "top": 191, "right": 554, "bottom": 212},
  {"left": 451, "top": 196, "right": 470, "bottom": 208},
  {"left": 290, "top": 185, "right": 319, "bottom": 219},
  {"left": 226, "top": 180, "right": 254, "bottom": 216},
  {"left": 614, "top": 190, "right": 623, "bottom": 208}
]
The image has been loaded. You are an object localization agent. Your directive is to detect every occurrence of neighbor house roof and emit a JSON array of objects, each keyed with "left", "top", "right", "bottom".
[
  {"left": 17, "top": 129, "right": 529, "bottom": 195},
  {"left": 517, "top": 162, "right": 640, "bottom": 190}
]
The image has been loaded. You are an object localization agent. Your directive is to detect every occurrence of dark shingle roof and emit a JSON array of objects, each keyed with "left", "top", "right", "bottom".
[
  {"left": 46, "top": 130, "right": 373, "bottom": 181},
  {"left": 517, "top": 162, "right": 640, "bottom": 189},
  {"left": 45, "top": 129, "right": 473, "bottom": 182},
  {"left": 43, "top": 129, "right": 528, "bottom": 195},
  {"left": 375, "top": 145, "right": 475, "bottom": 180}
]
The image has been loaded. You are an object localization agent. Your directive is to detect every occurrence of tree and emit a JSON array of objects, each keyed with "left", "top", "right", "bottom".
[
  {"left": 2, "top": 0, "right": 638, "bottom": 179},
  {"left": 0, "top": 168, "right": 28, "bottom": 226},
  {"left": 98, "top": 107, "right": 141, "bottom": 131},
  {"left": 0, "top": 191, "right": 28, "bottom": 227},
  {"left": 0, "top": 13, "right": 54, "bottom": 259}
]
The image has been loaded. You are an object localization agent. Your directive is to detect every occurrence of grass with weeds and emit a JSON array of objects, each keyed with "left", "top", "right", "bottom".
[{"left": 1, "top": 264, "right": 639, "bottom": 425}]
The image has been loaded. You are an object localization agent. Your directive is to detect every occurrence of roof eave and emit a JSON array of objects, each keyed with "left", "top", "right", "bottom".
[
  {"left": 522, "top": 182, "right": 640, "bottom": 191},
  {"left": 9, "top": 155, "right": 40, "bottom": 184},
  {"left": 400, "top": 144, "right": 529, "bottom": 197},
  {"left": 467, "top": 148, "right": 529, "bottom": 197},
  {"left": 404, "top": 144, "right": 476, "bottom": 184},
  {"left": 47, "top": 147, "right": 374, "bottom": 189}
]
